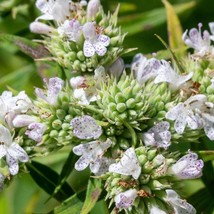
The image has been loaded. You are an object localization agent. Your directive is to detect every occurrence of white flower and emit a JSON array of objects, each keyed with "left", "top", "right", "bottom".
[
  {"left": 90, "top": 157, "right": 114, "bottom": 175},
  {"left": 35, "top": 0, "right": 70, "bottom": 22},
  {"left": 131, "top": 54, "right": 161, "bottom": 84},
  {"left": 30, "top": 21, "right": 53, "bottom": 35},
  {"left": 114, "top": 189, "right": 138, "bottom": 209},
  {"left": 71, "top": 115, "right": 102, "bottom": 139},
  {"left": 142, "top": 121, "right": 171, "bottom": 149},
  {"left": 109, "top": 58, "right": 124, "bottom": 80},
  {"left": 70, "top": 76, "right": 86, "bottom": 89},
  {"left": 73, "top": 88, "right": 97, "bottom": 105},
  {"left": 94, "top": 66, "right": 106, "bottom": 87},
  {"left": 73, "top": 139, "right": 112, "bottom": 173},
  {"left": 109, "top": 148, "right": 141, "bottom": 180},
  {"left": 166, "top": 189, "right": 196, "bottom": 214},
  {"left": 35, "top": 77, "right": 64, "bottom": 105},
  {"left": 154, "top": 60, "right": 193, "bottom": 90},
  {"left": 0, "top": 91, "right": 32, "bottom": 128},
  {"left": 150, "top": 205, "right": 167, "bottom": 214},
  {"left": 166, "top": 95, "right": 206, "bottom": 134},
  {"left": 87, "top": 0, "right": 101, "bottom": 19},
  {"left": 57, "top": 19, "right": 82, "bottom": 42},
  {"left": 12, "top": 115, "right": 37, "bottom": 128},
  {"left": 182, "top": 23, "right": 212, "bottom": 57},
  {"left": 83, "top": 22, "right": 110, "bottom": 57},
  {"left": 209, "top": 22, "right": 214, "bottom": 41},
  {"left": 25, "top": 123, "right": 46, "bottom": 143},
  {"left": 170, "top": 151, "right": 204, "bottom": 179},
  {"left": 0, "top": 125, "right": 29, "bottom": 175}
]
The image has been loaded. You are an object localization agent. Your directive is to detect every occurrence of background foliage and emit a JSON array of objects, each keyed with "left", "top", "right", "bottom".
[{"left": 0, "top": 0, "right": 214, "bottom": 213}]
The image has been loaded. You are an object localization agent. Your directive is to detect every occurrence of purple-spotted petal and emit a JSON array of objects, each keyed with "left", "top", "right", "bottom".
[
  {"left": 115, "top": 189, "right": 138, "bottom": 209},
  {"left": 90, "top": 157, "right": 114, "bottom": 175},
  {"left": 83, "top": 40, "right": 95, "bottom": 57},
  {"left": 6, "top": 154, "right": 19, "bottom": 175},
  {"left": 170, "top": 151, "right": 204, "bottom": 179},
  {"left": 75, "top": 155, "right": 91, "bottom": 171},
  {"left": 174, "top": 113, "right": 187, "bottom": 134},
  {"left": 25, "top": 122, "right": 46, "bottom": 142},
  {"left": 97, "top": 34, "right": 110, "bottom": 46},
  {"left": 73, "top": 139, "right": 112, "bottom": 172},
  {"left": 94, "top": 42, "right": 107, "bottom": 56},
  {"left": 71, "top": 115, "right": 102, "bottom": 139},
  {"left": 7, "top": 143, "right": 29, "bottom": 163}
]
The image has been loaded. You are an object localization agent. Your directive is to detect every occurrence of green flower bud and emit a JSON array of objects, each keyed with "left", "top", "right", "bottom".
[
  {"left": 116, "top": 103, "right": 126, "bottom": 113},
  {"left": 49, "top": 130, "right": 58, "bottom": 138},
  {"left": 56, "top": 109, "right": 66, "bottom": 120},
  {"left": 52, "top": 119, "right": 62, "bottom": 130}
]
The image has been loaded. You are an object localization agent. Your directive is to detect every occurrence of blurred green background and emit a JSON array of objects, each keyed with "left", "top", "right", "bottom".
[{"left": 0, "top": 0, "right": 214, "bottom": 213}]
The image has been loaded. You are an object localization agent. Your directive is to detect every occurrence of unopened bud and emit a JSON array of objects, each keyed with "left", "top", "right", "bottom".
[
  {"left": 30, "top": 22, "right": 53, "bottom": 35},
  {"left": 87, "top": 0, "right": 101, "bottom": 19}
]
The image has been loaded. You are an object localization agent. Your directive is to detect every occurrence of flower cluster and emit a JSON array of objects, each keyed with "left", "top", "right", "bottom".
[
  {"left": 30, "top": 0, "right": 129, "bottom": 73},
  {"left": 2, "top": 0, "right": 214, "bottom": 213}
]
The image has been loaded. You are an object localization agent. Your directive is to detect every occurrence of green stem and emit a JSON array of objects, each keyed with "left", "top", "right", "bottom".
[{"left": 122, "top": 120, "right": 137, "bottom": 147}]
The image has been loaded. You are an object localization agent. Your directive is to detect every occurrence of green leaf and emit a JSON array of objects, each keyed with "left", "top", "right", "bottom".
[
  {"left": 26, "top": 161, "right": 73, "bottom": 202},
  {"left": 162, "top": 0, "right": 185, "bottom": 54},
  {"left": 0, "top": 33, "right": 49, "bottom": 59},
  {"left": 119, "top": 1, "right": 195, "bottom": 36},
  {"left": 49, "top": 150, "right": 77, "bottom": 201},
  {"left": 0, "top": 64, "right": 34, "bottom": 88},
  {"left": 188, "top": 188, "right": 214, "bottom": 213},
  {"left": 80, "top": 179, "right": 102, "bottom": 214},
  {"left": 50, "top": 193, "right": 84, "bottom": 214},
  {"left": 200, "top": 161, "right": 214, "bottom": 192},
  {"left": 198, "top": 150, "right": 214, "bottom": 162}
]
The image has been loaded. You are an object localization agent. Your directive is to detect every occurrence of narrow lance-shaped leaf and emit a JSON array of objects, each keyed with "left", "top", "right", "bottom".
[
  {"left": 49, "top": 193, "right": 84, "bottom": 214},
  {"left": 162, "top": 0, "right": 186, "bottom": 55},
  {"left": 48, "top": 150, "right": 77, "bottom": 201},
  {"left": 188, "top": 188, "right": 214, "bottom": 213},
  {"left": 155, "top": 34, "right": 186, "bottom": 74},
  {"left": 26, "top": 161, "right": 73, "bottom": 202},
  {"left": 0, "top": 33, "right": 49, "bottom": 59},
  {"left": 80, "top": 178, "right": 102, "bottom": 214}
]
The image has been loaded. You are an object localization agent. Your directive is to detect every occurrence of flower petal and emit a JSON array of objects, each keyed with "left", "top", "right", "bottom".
[
  {"left": 94, "top": 42, "right": 107, "bottom": 56},
  {"left": 8, "top": 143, "right": 29, "bottom": 163},
  {"left": 71, "top": 115, "right": 102, "bottom": 139},
  {"left": 115, "top": 189, "right": 138, "bottom": 209},
  {"left": 97, "top": 34, "right": 110, "bottom": 46},
  {"left": 109, "top": 148, "right": 141, "bottom": 179},
  {"left": 6, "top": 154, "right": 19, "bottom": 175},
  {"left": 25, "top": 122, "right": 46, "bottom": 142},
  {"left": 75, "top": 155, "right": 91, "bottom": 171},
  {"left": 83, "top": 40, "right": 95, "bottom": 57},
  {"left": 0, "top": 145, "right": 7, "bottom": 159}
]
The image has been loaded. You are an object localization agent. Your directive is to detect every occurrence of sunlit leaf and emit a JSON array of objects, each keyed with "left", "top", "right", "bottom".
[
  {"left": 26, "top": 161, "right": 73, "bottom": 202},
  {"left": 50, "top": 193, "right": 84, "bottom": 214},
  {"left": 80, "top": 179, "right": 102, "bottom": 214},
  {"left": 162, "top": 0, "right": 186, "bottom": 54}
]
